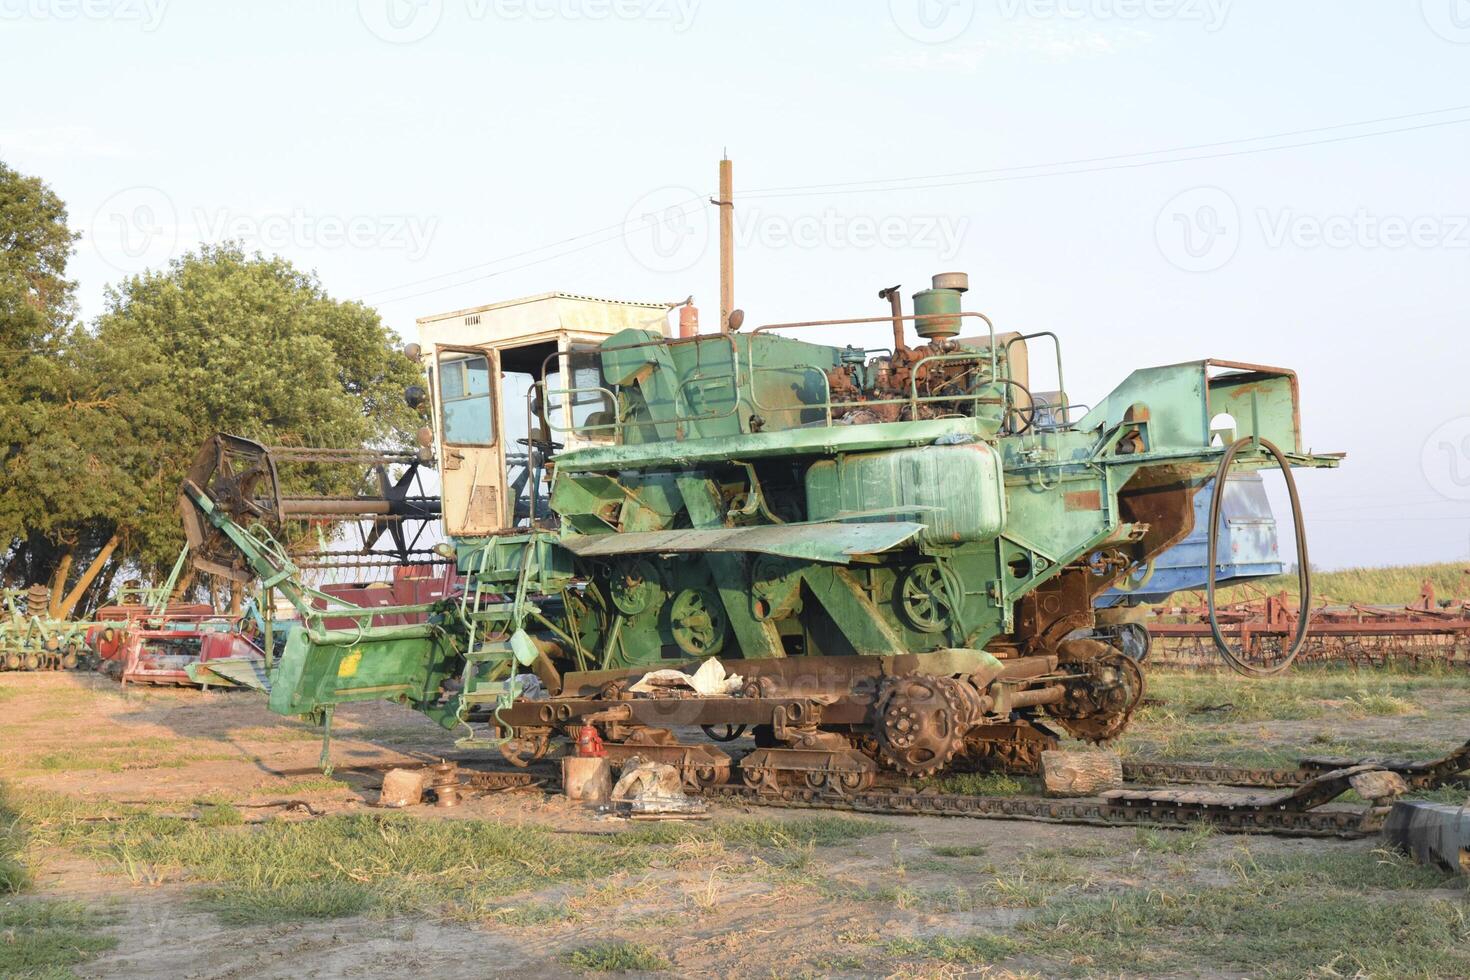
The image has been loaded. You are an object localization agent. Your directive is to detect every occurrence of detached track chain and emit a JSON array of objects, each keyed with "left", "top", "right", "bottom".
[
  {"left": 1120, "top": 761, "right": 1309, "bottom": 788},
  {"left": 701, "top": 783, "right": 1375, "bottom": 838},
  {"left": 692, "top": 746, "right": 1470, "bottom": 840}
]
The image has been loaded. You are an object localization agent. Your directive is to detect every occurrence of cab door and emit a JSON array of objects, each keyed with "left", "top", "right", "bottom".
[{"left": 432, "top": 346, "right": 506, "bottom": 536}]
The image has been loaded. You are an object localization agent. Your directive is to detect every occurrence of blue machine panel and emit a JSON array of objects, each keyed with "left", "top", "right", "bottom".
[{"left": 1098, "top": 472, "right": 1283, "bottom": 607}]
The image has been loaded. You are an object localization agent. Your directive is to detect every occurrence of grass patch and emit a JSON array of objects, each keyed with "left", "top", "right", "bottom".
[
  {"left": 490, "top": 902, "right": 575, "bottom": 926},
  {"left": 13, "top": 740, "right": 236, "bottom": 774},
  {"left": 8, "top": 793, "right": 887, "bottom": 929},
  {"left": 195, "top": 880, "right": 373, "bottom": 925},
  {"left": 818, "top": 879, "right": 975, "bottom": 912},
  {"left": 929, "top": 842, "right": 989, "bottom": 857},
  {"left": 1000, "top": 845, "right": 1470, "bottom": 977},
  {"left": 196, "top": 803, "right": 243, "bottom": 828},
  {"left": 884, "top": 934, "right": 1020, "bottom": 966},
  {"left": 623, "top": 815, "right": 887, "bottom": 849},
  {"left": 1342, "top": 688, "right": 1418, "bottom": 716},
  {"left": 921, "top": 771, "right": 1030, "bottom": 796},
  {"left": 1015, "top": 885, "right": 1470, "bottom": 977},
  {"left": 276, "top": 776, "right": 353, "bottom": 794},
  {"left": 1132, "top": 823, "right": 1215, "bottom": 855},
  {"left": 0, "top": 900, "right": 119, "bottom": 978},
  {"left": 1, "top": 784, "right": 30, "bottom": 895},
  {"left": 1212, "top": 562, "right": 1470, "bottom": 607},
  {"left": 561, "top": 940, "right": 670, "bottom": 973}
]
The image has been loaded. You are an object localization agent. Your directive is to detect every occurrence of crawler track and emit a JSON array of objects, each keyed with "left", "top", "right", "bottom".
[
  {"left": 702, "top": 782, "right": 1377, "bottom": 838},
  {"left": 685, "top": 740, "right": 1470, "bottom": 839}
]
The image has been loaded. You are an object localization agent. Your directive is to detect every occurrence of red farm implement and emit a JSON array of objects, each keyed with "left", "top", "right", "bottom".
[{"left": 1146, "top": 581, "right": 1470, "bottom": 669}]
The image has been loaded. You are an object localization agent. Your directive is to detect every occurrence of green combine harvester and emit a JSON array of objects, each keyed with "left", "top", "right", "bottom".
[{"left": 180, "top": 278, "right": 1337, "bottom": 786}]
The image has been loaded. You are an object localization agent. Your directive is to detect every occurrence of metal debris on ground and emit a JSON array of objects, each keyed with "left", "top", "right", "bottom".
[
  {"left": 1382, "top": 799, "right": 1470, "bottom": 876},
  {"left": 428, "top": 760, "right": 461, "bottom": 807},
  {"left": 610, "top": 758, "right": 708, "bottom": 817}
]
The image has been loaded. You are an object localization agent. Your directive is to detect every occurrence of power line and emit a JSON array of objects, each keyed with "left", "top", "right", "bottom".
[
  {"left": 368, "top": 199, "right": 710, "bottom": 308},
  {"left": 739, "top": 116, "right": 1470, "bottom": 202},
  {"left": 739, "top": 104, "right": 1470, "bottom": 197},
  {"left": 353, "top": 193, "right": 708, "bottom": 302},
  {"left": 354, "top": 106, "right": 1470, "bottom": 308}
]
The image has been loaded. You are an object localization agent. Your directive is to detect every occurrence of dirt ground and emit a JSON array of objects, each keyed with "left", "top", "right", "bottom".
[{"left": 1, "top": 668, "right": 1467, "bottom": 979}]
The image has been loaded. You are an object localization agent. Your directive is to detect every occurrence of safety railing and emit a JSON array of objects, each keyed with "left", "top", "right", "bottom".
[{"left": 523, "top": 310, "right": 1038, "bottom": 442}]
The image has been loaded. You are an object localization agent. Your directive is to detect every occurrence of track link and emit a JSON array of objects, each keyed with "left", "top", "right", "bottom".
[{"left": 702, "top": 783, "right": 1379, "bottom": 838}]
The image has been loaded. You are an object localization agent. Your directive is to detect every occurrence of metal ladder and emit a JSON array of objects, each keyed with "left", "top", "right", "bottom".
[{"left": 453, "top": 539, "right": 541, "bottom": 749}]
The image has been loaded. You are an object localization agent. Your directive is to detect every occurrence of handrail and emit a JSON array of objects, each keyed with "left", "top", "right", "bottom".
[
  {"left": 752, "top": 310, "right": 999, "bottom": 378},
  {"left": 1006, "top": 331, "right": 1069, "bottom": 419},
  {"left": 535, "top": 332, "right": 745, "bottom": 437}
]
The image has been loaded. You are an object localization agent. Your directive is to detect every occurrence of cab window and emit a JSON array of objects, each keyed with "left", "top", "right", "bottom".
[{"left": 439, "top": 352, "right": 494, "bottom": 445}]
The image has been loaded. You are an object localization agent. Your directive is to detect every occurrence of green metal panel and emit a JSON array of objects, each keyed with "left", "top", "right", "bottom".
[
  {"left": 555, "top": 416, "right": 985, "bottom": 473},
  {"left": 805, "top": 444, "right": 1006, "bottom": 545},
  {"left": 559, "top": 520, "right": 926, "bottom": 563}
]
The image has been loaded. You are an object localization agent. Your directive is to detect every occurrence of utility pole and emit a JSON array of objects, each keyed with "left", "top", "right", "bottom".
[{"left": 717, "top": 154, "right": 733, "bottom": 333}]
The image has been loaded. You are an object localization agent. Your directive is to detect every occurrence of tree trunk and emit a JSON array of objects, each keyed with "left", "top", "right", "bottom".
[
  {"left": 86, "top": 558, "right": 122, "bottom": 616},
  {"left": 1042, "top": 750, "right": 1124, "bottom": 797},
  {"left": 172, "top": 567, "right": 196, "bottom": 603},
  {"left": 56, "top": 534, "right": 120, "bottom": 619},
  {"left": 47, "top": 551, "right": 74, "bottom": 618}
]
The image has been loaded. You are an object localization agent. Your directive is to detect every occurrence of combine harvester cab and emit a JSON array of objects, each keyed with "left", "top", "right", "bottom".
[{"left": 179, "top": 279, "right": 1340, "bottom": 780}]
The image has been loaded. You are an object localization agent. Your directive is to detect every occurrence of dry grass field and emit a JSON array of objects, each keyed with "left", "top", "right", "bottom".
[{"left": 2, "top": 658, "right": 1466, "bottom": 979}]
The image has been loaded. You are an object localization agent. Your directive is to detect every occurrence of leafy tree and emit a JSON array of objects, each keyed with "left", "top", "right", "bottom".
[
  {"left": 78, "top": 243, "right": 422, "bottom": 603},
  {"left": 0, "top": 159, "right": 105, "bottom": 611},
  {"left": 2, "top": 168, "right": 420, "bottom": 616}
]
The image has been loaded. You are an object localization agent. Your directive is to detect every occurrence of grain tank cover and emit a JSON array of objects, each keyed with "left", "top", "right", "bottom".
[{"left": 805, "top": 442, "right": 1006, "bottom": 545}]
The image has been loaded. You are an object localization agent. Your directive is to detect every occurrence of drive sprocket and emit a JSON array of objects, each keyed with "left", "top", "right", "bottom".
[{"left": 873, "top": 674, "right": 977, "bottom": 777}]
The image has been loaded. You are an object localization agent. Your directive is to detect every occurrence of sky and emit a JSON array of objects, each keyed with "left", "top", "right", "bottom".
[{"left": 2, "top": 0, "right": 1468, "bottom": 571}]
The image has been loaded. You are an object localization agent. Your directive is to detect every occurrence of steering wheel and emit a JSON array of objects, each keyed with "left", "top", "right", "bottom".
[{"left": 517, "top": 437, "right": 564, "bottom": 452}]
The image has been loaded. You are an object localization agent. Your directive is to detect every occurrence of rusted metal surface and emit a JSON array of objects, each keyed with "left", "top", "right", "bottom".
[
  {"left": 180, "top": 433, "right": 443, "bottom": 581},
  {"left": 93, "top": 613, "right": 264, "bottom": 688},
  {"left": 315, "top": 564, "right": 459, "bottom": 629},
  {"left": 1146, "top": 582, "right": 1470, "bottom": 668}
]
